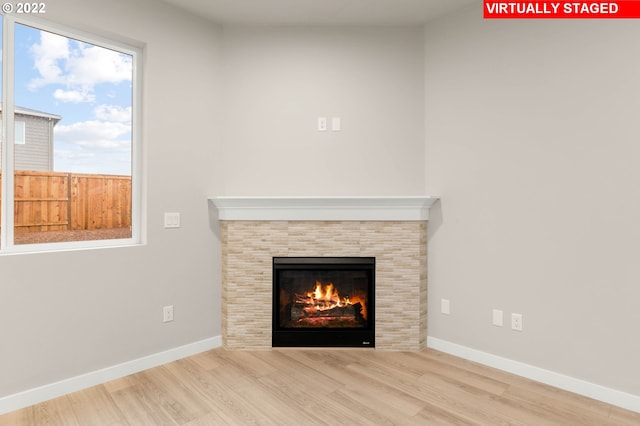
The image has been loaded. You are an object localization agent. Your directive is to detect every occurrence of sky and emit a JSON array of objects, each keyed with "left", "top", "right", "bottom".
[{"left": 5, "top": 21, "right": 133, "bottom": 175}]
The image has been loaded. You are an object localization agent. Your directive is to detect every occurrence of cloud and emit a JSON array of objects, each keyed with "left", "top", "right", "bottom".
[
  {"left": 54, "top": 149, "right": 95, "bottom": 160},
  {"left": 76, "top": 139, "right": 131, "bottom": 151},
  {"left": 54, "top": 88, "right": 95, "bottom": 103},
  {"left": 67, "top": 44, "right": 132, "bottom": 87},
  {"left": 54, "top": 120, "right": 131, "bottom": 152},
  {"left": 54, "top": 144, "right": 130, "bottom": 175},
  {"left": 28, "top": 32, "right": 69, "bottom": 89},
  {"left": 94, "top": 105, "right": 132, "bottom": 122},
  {"left": 28, "top": 30, "right": 132, "bottom": 102}
]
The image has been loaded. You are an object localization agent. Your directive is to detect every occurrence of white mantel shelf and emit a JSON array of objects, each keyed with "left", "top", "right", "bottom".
[{"left": 209, "top": 196, "right": 439, "bottom": 221}]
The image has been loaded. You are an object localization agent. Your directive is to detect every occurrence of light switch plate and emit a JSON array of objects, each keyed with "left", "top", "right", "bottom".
[
  {"left": 331, "top": 117, "right": 341, "bottom": 131},
  {"left": 441, "top": 299, "right": 450, "bottom": 315},
  {"left": 492, "top": 309, "right": 504, "bottom": 327},
  {"left": 164, "top": 212, "right": 181, "bottom": 228}
]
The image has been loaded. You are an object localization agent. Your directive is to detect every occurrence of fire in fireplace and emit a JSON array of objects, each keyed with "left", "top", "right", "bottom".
[{"left": 272, "top": 257, "right": 375, "bottom": 348}]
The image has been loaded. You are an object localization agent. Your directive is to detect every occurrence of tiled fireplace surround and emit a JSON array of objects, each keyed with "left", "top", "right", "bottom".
[{"left": 211, "top": 196, "right": 437, "bottom": 351}]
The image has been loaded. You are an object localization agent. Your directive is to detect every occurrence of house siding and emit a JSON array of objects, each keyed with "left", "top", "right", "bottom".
[{"left": 14, "top": 114, "right": 54, "bottom": 171}]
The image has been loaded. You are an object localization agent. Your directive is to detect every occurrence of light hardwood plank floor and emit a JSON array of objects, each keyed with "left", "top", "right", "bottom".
[{"left": 1, "top": 348, "right": 639, "bottom": 425}]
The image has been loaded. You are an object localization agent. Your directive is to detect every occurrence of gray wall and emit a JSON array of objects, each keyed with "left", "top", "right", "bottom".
[
  {"left": 425, "top": 3, "right": 640, "bottom": 396},
  {"left": 220, "top": 26, "right": 426, "bottom": 195},
  {"left": 0, "top": 0, "right": 224, "bottom": 397}
]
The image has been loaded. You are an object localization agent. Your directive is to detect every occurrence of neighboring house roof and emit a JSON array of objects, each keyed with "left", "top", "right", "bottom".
[{"left": 0, "top": 104, "right": 62, "bottom": 124}]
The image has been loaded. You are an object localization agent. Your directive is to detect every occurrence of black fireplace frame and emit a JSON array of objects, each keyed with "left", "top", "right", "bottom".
[{"left": 272, "top": 256, "right": 375, "bottom": 348}]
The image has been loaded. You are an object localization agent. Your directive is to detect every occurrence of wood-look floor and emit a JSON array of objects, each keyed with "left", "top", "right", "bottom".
[{"left": 1, "top": 348, "right": 638, "bottom": 425}]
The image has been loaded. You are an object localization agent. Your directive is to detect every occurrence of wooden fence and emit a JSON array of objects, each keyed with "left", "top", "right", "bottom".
[{"left": 0, "top": 170, "right": 131, "bottom": 233}]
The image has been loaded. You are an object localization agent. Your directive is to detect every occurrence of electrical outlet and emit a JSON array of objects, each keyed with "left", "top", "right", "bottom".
[
  {"left": 317, "top": 117, "right": 327, "bottom": 131},
  {"left": 163, "top": 305, "right": 174, "bottom": 323},
  {"left": 511, "top": 313, "right": 523, "bottom": 331},
  {"left": 441, "top": 299, "right": 450, "bottom": 315},
  {"left": 492, "top": 309, "right": 504, "bottom": 327}
]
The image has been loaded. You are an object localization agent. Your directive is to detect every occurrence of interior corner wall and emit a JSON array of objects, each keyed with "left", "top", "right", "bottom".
[
  {"left": 0, "top": 0, "right": 224, "bottom": 398},
  {"left": 219, "top": 26, "right": 426, "bottom": 196},
  {"left": 424, "top": 3, "right": 640, "bottom": 396}
]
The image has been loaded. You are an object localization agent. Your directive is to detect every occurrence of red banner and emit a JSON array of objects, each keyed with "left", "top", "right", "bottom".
[{"left": 484, "top": 1, "right": 640, "bottom": 18}]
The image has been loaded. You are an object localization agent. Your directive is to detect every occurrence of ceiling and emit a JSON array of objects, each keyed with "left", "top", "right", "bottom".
[{"left": 159, "top": 0, "right": 477, "bottom": 26}]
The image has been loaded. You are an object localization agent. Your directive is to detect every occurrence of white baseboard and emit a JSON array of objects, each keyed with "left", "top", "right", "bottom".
[
  {"left": 427, "top": 336, "right": 640, "bottom": 414},
  {"left": 0, "top": 336, "right": 222, "bottom": 416}
]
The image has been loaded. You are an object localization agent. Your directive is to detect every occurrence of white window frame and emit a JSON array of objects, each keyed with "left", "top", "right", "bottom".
[{"left": 0, "top": 14, "right": 144, "bottom": 254}]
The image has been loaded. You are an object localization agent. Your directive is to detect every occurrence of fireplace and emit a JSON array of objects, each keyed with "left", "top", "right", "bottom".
[
  {"left": 272, "top": 256, "right": 375, "bottom": 348},
  {"left": 211, "top": 195, "right": 436, "bottom": 350}
]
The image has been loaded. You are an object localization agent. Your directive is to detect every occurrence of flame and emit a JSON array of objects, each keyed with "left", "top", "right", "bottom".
[
  {"left": 294, "top": 280, "right": 367, "bottom": 319},
  {"left": 305, "top": 281, "right": 348, "bottom": 310}
]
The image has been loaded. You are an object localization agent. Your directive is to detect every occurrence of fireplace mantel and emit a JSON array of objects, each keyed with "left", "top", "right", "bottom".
[{"left": 209, "top": 196, "right": 439, "bottom": 221}]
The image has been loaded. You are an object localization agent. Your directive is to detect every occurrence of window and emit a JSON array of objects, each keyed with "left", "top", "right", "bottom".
[
  {"left": 14, "top": 121, "right": 25, "bottom": 144},
  {"left": 0, "top": 14, "right": 142, "bottom": 253},
  {"left": 0, "top": 120, "right": 26, "bottom": 144}
]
